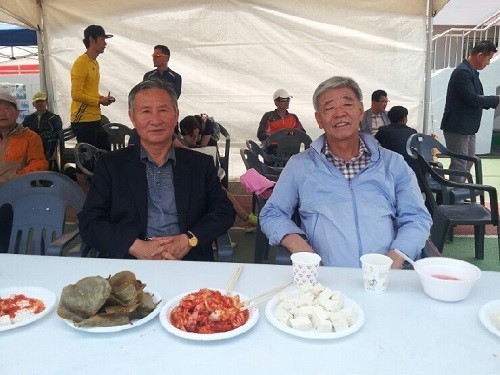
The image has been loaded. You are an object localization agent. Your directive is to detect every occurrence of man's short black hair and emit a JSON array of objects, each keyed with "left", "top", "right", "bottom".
[
  {"left": 154, "top": 45, "right": 171, "bottom": 56},
  {"left": 371, "top": 89, "right": 387, "bottom": 102},
  {"left": 470, "top": 40, "right": 498, "bottom": 55},
  {"left": 179, "top": 115, "right": 201, "bottom": 136},
  {"left": 387, "top": 106, "right": 408, "bottom": 123}
]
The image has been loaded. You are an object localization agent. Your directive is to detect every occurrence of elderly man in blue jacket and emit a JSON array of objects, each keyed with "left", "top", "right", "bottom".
[{"left": 259, "top": 76, "right": 432, "bottom": 268}]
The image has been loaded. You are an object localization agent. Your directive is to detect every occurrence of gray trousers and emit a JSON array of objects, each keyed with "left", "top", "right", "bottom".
[{"left": 443, "top": 131, "right": 475, "bottom": 182}]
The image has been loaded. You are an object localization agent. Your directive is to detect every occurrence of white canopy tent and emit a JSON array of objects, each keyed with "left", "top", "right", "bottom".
[{"left": 1, "top": 0, "right": 448, "bottom": 145}]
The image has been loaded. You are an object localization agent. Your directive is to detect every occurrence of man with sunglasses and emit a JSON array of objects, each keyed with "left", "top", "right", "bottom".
[
  {"left": 144, "top": 45, "right": 182, "bottom": 99},
  {"left": 257, "top": 89, "right": 305, "bottom": 142}
]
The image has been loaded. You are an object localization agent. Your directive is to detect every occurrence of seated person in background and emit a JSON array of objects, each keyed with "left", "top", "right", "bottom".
[
  {"left": 0, "top": 92, "right": 49, "bottom": 252},
  {"left": 259, "top": 76, "right": 431, "bottom": 268},
  {"left": 22, "top": 91, "right": 62, "bottom": 156},
  {"left": 374, "top": 106, "right": 419, "bottom": 178},
  {"left": 197, "top": 113, "right": 219, "bottom": 147},
  {"left": 179, "top": 115, "right": 257, "bottom": 231},
  {"left": 257, "top": 89, "right": 305, "bottom": 142},
  {"left": 78, "top": 78, "right": 236, "bottom": 260},
  {"left": 359, "top": 89, "right": 390, "bottom": 134}
]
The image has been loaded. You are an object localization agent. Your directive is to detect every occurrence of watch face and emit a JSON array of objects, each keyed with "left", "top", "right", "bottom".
[{"left": 188, "top": 232, "right": 198, "bottom": 247}]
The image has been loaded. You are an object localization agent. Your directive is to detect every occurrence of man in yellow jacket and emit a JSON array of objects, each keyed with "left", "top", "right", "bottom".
[
  {"left": 0, "top": 91, "right": 48, "bottom": 252},
  {"left": 70, "top": 25, "right": 115, "bottom": 150}
]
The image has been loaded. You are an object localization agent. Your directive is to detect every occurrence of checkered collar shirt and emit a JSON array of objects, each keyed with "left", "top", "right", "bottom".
[{"left": 323, "top": 136, "right": 372, "bottom": 181}]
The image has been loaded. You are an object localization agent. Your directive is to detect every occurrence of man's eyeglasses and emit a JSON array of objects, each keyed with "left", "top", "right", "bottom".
[
  {"left": 276, "top": 97, "right": 290, "bottom": 102},
  {"left": 152, "top": 53, "right": 167, "bottom": 58},
  {"left": 377, "top": 99, "right": 390, "bottom": 104}
]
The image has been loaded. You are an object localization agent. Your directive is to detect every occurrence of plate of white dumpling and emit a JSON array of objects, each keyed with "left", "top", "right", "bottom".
[{"left": 265, "top": 283, "right": 365, "bottom": 339}]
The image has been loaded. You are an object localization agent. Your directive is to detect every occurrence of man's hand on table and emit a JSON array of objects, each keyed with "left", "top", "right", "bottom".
[{"left": 129, "top": 235, "right": 191, "bottom": 260}]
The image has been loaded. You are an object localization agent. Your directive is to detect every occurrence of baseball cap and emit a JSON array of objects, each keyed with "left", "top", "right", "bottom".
[
  {"left": 84, "top": 25, "right": 113, "bottom": 39},
  {"left": 32, "top": 92, "right": 47, "bottom": 102},
  {"left": 273, "top": 89, "right": 292, "bottom": 101},
  {"left": 0, "top": 92, "right": 17, "bottom": 108}
]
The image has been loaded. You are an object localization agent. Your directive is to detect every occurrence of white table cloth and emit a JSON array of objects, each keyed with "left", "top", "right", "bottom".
[{"left": 0, "top": 254, "right": 498, "bottom": 374}]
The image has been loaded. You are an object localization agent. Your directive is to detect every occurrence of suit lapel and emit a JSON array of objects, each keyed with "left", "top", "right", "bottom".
[
  {"left": 125, "top": 147, "right": 148, "bottom": 229},
  {"left": 173, "top": 150, "right": 192, "bottom": 231}
]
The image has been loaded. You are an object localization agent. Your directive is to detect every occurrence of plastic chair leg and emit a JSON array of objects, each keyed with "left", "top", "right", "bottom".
[
  {"left": 254, "top": 222, "right": 269, "bottom": 263},
  {"left": 473, "top": 225, "right": 485, "bottom": 260},
  {"left": 430, "top": 214, "right": 451, "bottom": 253}
]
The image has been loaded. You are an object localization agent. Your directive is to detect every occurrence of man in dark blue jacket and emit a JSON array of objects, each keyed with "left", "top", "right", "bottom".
[
  {"left": 22, "top": 91, "right": 62, "bottom": 157},
  {"left": 441, "top": 40, "right": 499, "bottom": 179},
  {"left": 143, "top": 45, "right": 182, "bottom": 99}
]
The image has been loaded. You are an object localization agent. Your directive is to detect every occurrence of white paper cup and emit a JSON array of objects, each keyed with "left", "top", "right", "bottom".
[
  {"left": 290, "top": 252, "right": 321, "bottom": 286},
  {"left": 360, "top": 253, "right": 393, "bottom": 293}
]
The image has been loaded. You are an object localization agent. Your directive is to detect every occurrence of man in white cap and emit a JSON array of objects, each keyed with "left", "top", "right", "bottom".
[
  {"left": 22, "top": 91, "right": 62, "bottom": 159},
  {"left": 257, "top": 89, "right": 305, "bottom": 142},
  {"left": 70, "top": 25, "right": 115, "bottom": 151},
  {"left": 0, "top": 91, "right": 48, "bottom": 252}
]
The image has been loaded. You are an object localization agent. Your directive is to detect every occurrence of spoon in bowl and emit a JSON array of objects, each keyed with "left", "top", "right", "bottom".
[{"left": 394, "top": 249, "right": 419, "bottom": 270}]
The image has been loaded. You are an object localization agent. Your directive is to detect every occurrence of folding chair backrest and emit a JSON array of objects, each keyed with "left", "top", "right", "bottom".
[
  {"left": 246, "top": 139, "right": 288, "bottom": 168},
  {"left": 264, "top": 128, "right": 312, "bottom": 159},
  {"left": 74, "top": 143, "right": 106, "bottom": 177},
  {"left": 240, "top": 148, "right": 281, "bottom": 181},
  {"left": 405, "top": 133, "right": 441, "bottom": 163},
  {"left": 0, "top": 172, "right": 86, "bottom": 255},
  {"left": 218, "top": 124, "right": 230, "bottom": 189},
  {"left": 57, "top": 128, "right": 77, "bottom": 173},
  {"left": 103, "top": 123, "right": 133, "bottom": 150}
]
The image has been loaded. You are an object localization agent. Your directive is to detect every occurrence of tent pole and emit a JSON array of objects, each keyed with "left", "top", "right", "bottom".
[
  {"left": 423, "top": 0, "right": 434, "bottom": 134},
  {"left": 36, "top": 1, "right": 55, "bottom": 113}
]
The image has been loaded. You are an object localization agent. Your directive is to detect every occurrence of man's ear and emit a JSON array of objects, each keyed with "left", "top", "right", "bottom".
[{"left": 315, "top": 112, "right": 323, "bottom": 130}]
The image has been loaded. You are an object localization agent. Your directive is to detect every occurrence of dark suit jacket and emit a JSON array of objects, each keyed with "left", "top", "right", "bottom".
[
  {"left": 374, "top": 123, "right": 419, "bottom": 178},
  {"left": 78, "top": 145, "right": 236, "bottom": 261},
  {"left": 441, "top": 59, "right": 499, "bottom": 135}
]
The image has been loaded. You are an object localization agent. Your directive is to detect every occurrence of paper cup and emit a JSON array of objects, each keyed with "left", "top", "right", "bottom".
[
  {"left": 290, "top": 252, "right": 321, "bottom": 286},
  {"left": 360, "top": 253, "right": 393, "bottom": 293}
]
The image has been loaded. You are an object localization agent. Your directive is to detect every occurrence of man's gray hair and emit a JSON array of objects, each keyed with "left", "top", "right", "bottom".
[
  {"left": 312, "top": 76, "right": 363, "bottom": 112},
  {"left": 128, "top": 78, "right": 178, "bottom": 112}
]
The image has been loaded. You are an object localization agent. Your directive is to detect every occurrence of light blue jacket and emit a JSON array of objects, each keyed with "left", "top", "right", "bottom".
[{"left": 259, "top": 132, "right": 432, "bottom": 267}]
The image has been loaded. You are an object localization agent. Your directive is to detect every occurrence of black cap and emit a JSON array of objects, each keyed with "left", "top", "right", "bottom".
[{"left": 84, "top": 25, "right": 113, "bottom": 39}]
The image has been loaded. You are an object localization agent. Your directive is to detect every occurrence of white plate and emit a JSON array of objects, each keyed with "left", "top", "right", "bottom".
[
  {"left": 63, "top": 288, "right": 162, "bottom": 333},
  {"left": 0, "top": 286, "right": 57, "bottom": 332},
  {"left": 265, "top": 289, "right": 365, "bottom": 339},
  {"left": 478, "top": 299, "right": 500, "bottom": 338},
  {"left": 160, "top": 289, "right": 259, "bottom": 341}
]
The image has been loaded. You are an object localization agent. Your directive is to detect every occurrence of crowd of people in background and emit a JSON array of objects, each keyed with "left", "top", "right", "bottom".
[{"left": 0, "top": 26, "right": 498, "bottom": 266}]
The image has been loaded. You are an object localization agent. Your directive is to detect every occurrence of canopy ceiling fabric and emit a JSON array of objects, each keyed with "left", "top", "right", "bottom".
[
  {"left": 0, "top": 0, "right": 450, "bottom": 143},
  {"left": 0, "top": 23, "right": 37, "bottom": 46}
]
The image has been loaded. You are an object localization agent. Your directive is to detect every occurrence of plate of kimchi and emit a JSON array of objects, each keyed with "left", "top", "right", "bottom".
[
  {"left": 160, "top": 288, "right": 259, "bottom": 340},
  {"left": 0, "top": 287, "right": 56, "bottom": 331}
]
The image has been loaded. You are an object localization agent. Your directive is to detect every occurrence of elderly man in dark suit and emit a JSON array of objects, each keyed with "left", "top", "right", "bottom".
[
  {"left": 441, "top": 40, "right": 499, "bottom": 179},
  {"left": 78, "top": 78, "right": 235, "bottom": 261}
]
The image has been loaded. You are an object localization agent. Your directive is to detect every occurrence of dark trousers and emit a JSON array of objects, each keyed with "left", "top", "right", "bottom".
[{"left": 71, "top": 121, "right": 111, "bottom": 151}]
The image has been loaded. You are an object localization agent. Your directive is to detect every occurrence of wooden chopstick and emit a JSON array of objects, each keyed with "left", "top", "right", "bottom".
[
  {"left": 225, "top": 265, "right": 243, "bottom": 295},
  {"left": 243, "top": 282, "right": 293, "bottom": 308}
]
